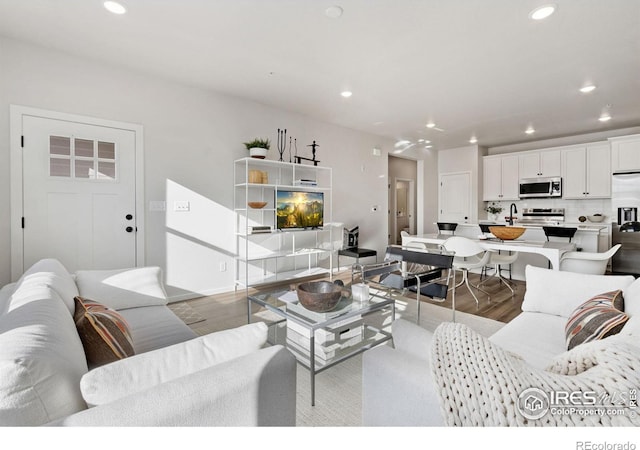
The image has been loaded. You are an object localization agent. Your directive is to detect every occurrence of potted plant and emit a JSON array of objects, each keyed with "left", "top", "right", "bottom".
[
  {"left": 485, "top": 202, "right": 503, "bottom": 221},
  {"left": 244, "top": 138, "right": 271, "bottom": 159}
]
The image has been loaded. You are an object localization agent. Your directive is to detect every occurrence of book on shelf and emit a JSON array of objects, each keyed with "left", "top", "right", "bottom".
[
  {"left": 286, "top": 329, "right": 364, "bottom": 361},
  {"left": 248, "top": 225, "right": 272, "bottom": 234},
  {"left": 286, "top": 296, "right": 354, "bottom": 322},
  {"left": 286, "top": 316, "right": 363, "bottom": 344},
  {"left": 293, "top": 179, "right": 317, "bottom": 186}
]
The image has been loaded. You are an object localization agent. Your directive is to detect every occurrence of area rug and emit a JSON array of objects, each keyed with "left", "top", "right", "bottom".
[
  {"left": 168, "top": 302, "right": 207, "bottom": 325},
  {"left": 295, "top": 298, "right": 505, "bottom": 427}
]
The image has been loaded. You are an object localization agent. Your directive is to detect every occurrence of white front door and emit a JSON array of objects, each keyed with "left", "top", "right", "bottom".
[
  {"left": 439, "top": 171, "right": 471, "bottom": 223},
  {"left": 17, "top": 112, "right": 140, "bottom": 273}
]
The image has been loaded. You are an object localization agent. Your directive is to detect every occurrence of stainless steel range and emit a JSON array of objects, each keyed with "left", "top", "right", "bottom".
[{"left": 518, "top": 208, "right": 565, "bottom": 226}]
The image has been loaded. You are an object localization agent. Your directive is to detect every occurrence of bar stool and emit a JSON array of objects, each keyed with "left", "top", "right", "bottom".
[
  {"left": 437, "top": 222, "right": 458, "bottom": 235},
  {"left": 543, "top": 226, "right": 577, "bottom": 268},
  {"left": 338, "top": 247, "right": 377, "bottom": 269}
]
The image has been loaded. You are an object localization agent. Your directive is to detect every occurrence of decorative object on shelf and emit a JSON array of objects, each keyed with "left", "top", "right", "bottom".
[
  {"left": 277, "top": 128, "right": 287, "bottom": 162},
  {"left": 248, "top": 201, "right": 268, "bottom": 209},
  {"left": 248, "top": 170, "right": 268, "bottom": 184},
  {"left": 288, "top": 136, "right": 293, "bottom": 163},
  {"left": 295, "top": 140, "right": 320, "bottom": 166},
  {"left": 578, "top": 216, "right": 587, "bottom": 222},
  {"left": 489, "top": 226, "right": 525, "bottom": 241},
  {"left": 244, "top": 138, "right": 270, "bottom": 159},
  {"left": 588, "top": 214, "right": 605, "bottom": 223},
  {"left": 296, "top": 281, "right": 342, "bottom": 312}
]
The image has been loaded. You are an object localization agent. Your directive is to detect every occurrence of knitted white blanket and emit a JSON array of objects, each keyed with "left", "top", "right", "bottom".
[{"left": 430, "top": 322, "right": 640, "bottom": 426}]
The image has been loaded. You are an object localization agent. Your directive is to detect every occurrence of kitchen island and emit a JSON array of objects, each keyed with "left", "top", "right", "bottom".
[{"left": 426, "top": 222, "right": 610, "bottom": 280}]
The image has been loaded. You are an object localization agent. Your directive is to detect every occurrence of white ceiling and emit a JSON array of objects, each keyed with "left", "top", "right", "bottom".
[{"left": 1, "top": 0, "right": 639, "bottom": 151}]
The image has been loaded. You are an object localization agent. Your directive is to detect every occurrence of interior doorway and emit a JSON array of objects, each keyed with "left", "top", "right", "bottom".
[
  {"left": 438, "top": 171, "right": 471, "bottom": 223},
  {"left": 388, "top": 155, "right": 417, "bottom": 245},
  {"left": 393, "top": 178, "right": 415, "bottom": 244}
]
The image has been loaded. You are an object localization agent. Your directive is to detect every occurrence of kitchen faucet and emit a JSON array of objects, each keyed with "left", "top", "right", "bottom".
[{"left": 509, "top": 203, "right": 518, "bottom": 226}]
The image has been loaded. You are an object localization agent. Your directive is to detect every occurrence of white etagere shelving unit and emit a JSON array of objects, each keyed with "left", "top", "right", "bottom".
[{"left": 234, "top": 157, "right": 333, "bottom": 289}]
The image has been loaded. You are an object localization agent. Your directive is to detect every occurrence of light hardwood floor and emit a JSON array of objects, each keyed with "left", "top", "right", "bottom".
[{"left": 180, "top": 269, "right": 525, "bottom": 335}]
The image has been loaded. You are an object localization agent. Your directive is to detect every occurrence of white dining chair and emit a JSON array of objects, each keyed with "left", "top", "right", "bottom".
[
  {"left": 442, "top": 236, "right": 492, "bottom": 307},
  {"left": 559, "top": 244, "right": 622, "bottom": 275},
  {"left": 478, "top": 250, "right": 519, "bottom": 295}
]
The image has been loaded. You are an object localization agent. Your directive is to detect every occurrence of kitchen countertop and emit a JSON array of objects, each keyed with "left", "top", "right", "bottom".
[{"left": 456, "top": 222, "right": 609, "bottom": 232}]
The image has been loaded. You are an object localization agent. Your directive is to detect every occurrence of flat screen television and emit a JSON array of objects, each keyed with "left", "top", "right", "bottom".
[{"left": 276, "top": 190, "right": 324, "bottom": 230}]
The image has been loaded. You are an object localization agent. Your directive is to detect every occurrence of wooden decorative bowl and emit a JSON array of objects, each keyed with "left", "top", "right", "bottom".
[
  {"left": 247, "top": 201, "right": 268, "bottom": 209},
  {"left": 489, "top": 226, "right": 525, "bottom": 240},
  {"left": 296, "top": 281, "right": 342, "bottom": 312}
]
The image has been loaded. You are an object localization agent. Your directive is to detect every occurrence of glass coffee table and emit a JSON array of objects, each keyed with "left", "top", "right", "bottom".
[{"left": 247, "top": 284, "right": 396, "bottom": 406}]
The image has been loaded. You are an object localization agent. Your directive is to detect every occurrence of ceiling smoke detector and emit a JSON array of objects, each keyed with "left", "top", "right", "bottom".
[{"left": 325, "top": 6, "right": 344, "bottom": 18}]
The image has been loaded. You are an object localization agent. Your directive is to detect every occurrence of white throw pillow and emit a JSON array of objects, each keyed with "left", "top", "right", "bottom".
[
  {"left": 15, "top": 258, "right": 79, "bottom": 314},
  {"left": 75, "top": 266, "right": 168, "bottom": 310},
  {"left": 522, "top": 265, "right": 635, "bottom": 318},
  {"left": 80, "top": 322, "right": 268, "bottom": 406}
]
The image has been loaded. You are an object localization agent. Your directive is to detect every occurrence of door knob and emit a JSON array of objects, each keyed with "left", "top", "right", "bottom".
[
  {"left": 125, "top": 214, "right": 133, "bottom": 220},
  {"left": 126, "top": 226, "right": 134, "bottom": 233}
]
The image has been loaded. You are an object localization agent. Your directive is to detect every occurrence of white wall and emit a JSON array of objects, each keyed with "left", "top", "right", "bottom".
[{"left": 0, "top": 37, "right": 395, "bottom": 299}]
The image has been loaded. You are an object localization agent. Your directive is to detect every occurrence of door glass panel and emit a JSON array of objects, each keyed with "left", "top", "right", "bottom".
[
  {"left": 75, "top": 159, "right": 95, "bottom": 179},
  {"left": 50, "top": 136, "right": 70, "bottom": 155},
  {"left": 97, "top": 161, "right": 116, "bottom": 180},
  {"left": 50, "top": 158, "right": 71, "bottom": 177},
  {"left": 75, "top": 138, "right": 94, "bottom": 157},
  {"left": 98, "top": 141, "right": 115, "bottom": 159}
]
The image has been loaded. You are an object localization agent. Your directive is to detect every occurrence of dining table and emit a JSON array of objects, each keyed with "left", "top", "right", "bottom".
[{"left": 401, "top": 233, "right": 576, "bottom": 270}]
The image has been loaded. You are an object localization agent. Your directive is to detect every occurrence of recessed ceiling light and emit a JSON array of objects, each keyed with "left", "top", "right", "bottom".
[
  {"left": 104, "top": 1, "right": 126, "bottom": 14},
  {"left": 525, "top": 127, "right": 535, "bottom": 135},
  {"left": 325, "top": 6, "right": 344, "bottom": 18},
  {"left": 469, "top": 136, "right": 478, "bottom": 144},
  {"left": 392, "top": 149, "right": 404, "bottom": 154},
  {"left": 529, "top": 4, "right": 556, "bottom": 20},
  {"left": 341, "top": 90, "right": 352, "bottom": 98},
  {"left": 599, "top": 114, "right": 612, "bottom": 122},
  {"left": 426, "top": 122, "right": 436, "bottom": 129},
  {"left": 394, "top": 140, "right": 411, "bottom": 148},
  {"left": 424, "top": 145, "right": 433, "bottom": 149},
  {"left": 580, "top": 85, "right": 596, "bottom": 93}
]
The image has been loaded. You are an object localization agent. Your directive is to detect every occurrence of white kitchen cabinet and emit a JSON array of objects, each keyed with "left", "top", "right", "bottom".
[
  {"left": 610, "top": 134, "right": 640, "bottom": 173},
  {"left": 518, "top": 149, "right": 561, "bottom": 179},
  {"left": 482, "top": 154, "right": 519, "bottom": 201},
  {"left": 561, "top": 142, "right": 611, "bottom": 199}
]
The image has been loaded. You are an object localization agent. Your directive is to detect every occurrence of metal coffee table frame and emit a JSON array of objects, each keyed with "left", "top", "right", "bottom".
[{"left": 247, "top": 287, "right": 395, "bottom": 406}]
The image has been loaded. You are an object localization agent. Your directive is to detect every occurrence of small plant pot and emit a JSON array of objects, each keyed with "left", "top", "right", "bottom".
[{"left": 249, "top": 147, "right": 268, "bottom": 159}]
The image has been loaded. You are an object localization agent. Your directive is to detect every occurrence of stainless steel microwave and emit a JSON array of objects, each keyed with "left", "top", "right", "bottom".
[{"left": 519, "top": 177, "right": 562, "bottom": 199}]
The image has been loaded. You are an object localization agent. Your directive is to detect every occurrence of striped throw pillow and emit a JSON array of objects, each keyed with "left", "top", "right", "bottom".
[
  {"left": 565, "top": 290, "right": 629, "bottom": 350},
  {"left": 74, "top": 296, "right": 135, "bottom": 367}
]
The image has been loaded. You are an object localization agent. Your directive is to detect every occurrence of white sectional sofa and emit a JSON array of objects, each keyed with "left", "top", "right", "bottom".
[
  {"left": 0, "top": 259, "right": 296, "bottom": 426},
  {"left": 363, "top": 265, "right": 640, "bottom": 426}
]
